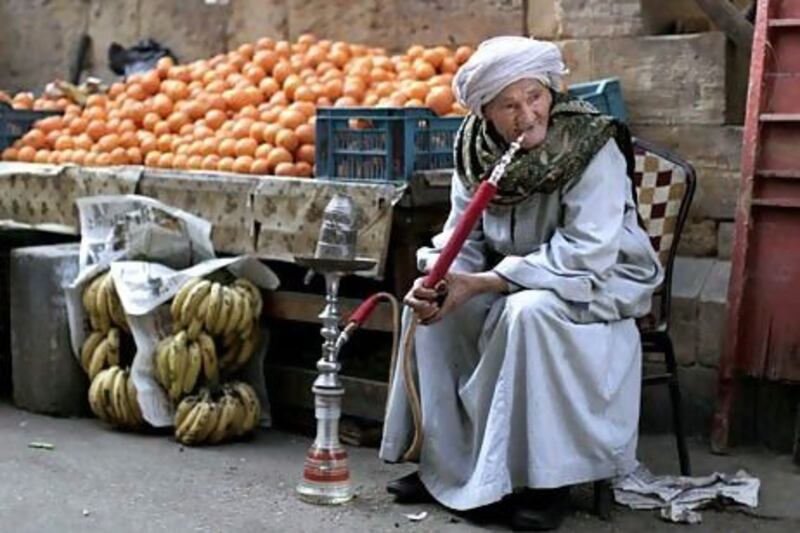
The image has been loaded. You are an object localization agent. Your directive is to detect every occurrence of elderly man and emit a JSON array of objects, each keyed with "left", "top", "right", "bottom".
[{"left": 379, "top": 37, "right": 663, "bottom": 530}]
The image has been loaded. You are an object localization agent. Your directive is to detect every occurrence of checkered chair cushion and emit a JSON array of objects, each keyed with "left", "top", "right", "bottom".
[{"left": 631, "top": 144, "right": 688, "bottom": 267}]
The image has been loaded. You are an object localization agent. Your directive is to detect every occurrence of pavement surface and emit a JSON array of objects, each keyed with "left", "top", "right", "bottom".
[{"left": 0, "top": 401, "right": 798, "bottom": 532}]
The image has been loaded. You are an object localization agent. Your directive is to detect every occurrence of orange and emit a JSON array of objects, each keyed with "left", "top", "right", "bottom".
[
  {"left": 251, "top": 158, "right": 270, "bottom": 175},
  {"left": 218, "top": 156, "right": 235, "bottom": 172},
  {"left": 219, "top": 138, "right": 238, "bottom": 158},
  {"left": 1, "top": 147, "right": 19, "bottom": 161},
  {"left": 454, "top": 46, "right": 474, "bottom": 65},
  {"left": 187, "top": 155, "right": 204, "bottom": 170},
  {"left": 275, "top": 129, "right": 299, "bottom": 152},
  {"left": 54, "top": 135, "right": 74, "bottom": 151},
  {"left": 425, "top": 86, "right": 455, "bottom": 116},
  {"left": 295, "top": 123, "right": 315, "bottom": 145},
  {"left": 144, "top": 151, "right": 161, "bottom": 167},
  {"left": 235, "top": 138, "right": 258, "bottom": 157},
  {"left": 201, "top": 154, "right": 220, "bottom": 171},
  {"left": 296, "top": 144, "right": 315, "bottom": 164},
  {"left": 127, "top": 147, "right": 143, "bottom": 164},
  {"left": 259, "top": 77, "right": 280, "bottom": 99},
  {"left": 254, "top": 50, "right": 279, "bottom": 73},
  {"left": 295, "top": 161, "right": 313, "bottom": 177},
  {"left": 205, "top": 109, "right": 226, "bottom": 130},
  {"left": 265, "top": 147, "right": 293, "bottom": 171},
  {"left": 167, "top": 112, "right": 190, "bottom": 133},
  {"left": 262, "top": 123, "right": 281, "bottom": 144},
  {"left": 278, "top": 109, "right": 305, "bottom": 130},
  {"left": 232, "top": 118, "right": 255, "bottom": 139},
  {"left": 274, "top": 162, "right": 295, "bottom": 176},
  {"left": 232, "top": 155, "right": 254, "bottom": 174},
  {"left": 17, "top": 146, "right": 36, "bottom": 162},
  {"left": 255, "top": 144, "right": 273, "bottom": 160}
]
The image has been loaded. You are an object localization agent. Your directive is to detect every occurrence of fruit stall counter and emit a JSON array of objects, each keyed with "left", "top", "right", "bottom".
[{"left": 0, "top": 159, "right": 451, "bottom": 312}]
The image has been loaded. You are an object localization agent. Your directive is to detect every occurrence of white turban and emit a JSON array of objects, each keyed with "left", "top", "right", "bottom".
[{"left": 452, "top": 36, "right": 568, "bottom": 118}]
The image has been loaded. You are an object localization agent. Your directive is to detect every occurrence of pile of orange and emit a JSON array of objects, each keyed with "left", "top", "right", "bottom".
[{"left": 0, "top": 35, "right": 473, "bottom": 176}]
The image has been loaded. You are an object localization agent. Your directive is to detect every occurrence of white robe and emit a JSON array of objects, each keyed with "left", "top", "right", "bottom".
[{"left": 379, "top": 139, "right": 664, "bottom": 510}]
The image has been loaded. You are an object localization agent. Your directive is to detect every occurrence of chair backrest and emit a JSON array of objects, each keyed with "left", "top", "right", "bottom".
[{"left": 630, "top": 137, "right": 696, "bottom": 330}]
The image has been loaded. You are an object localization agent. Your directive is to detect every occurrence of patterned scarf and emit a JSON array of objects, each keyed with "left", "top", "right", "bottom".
[{"left": 454, "top": 91, "right": 633, "bottom": 206}]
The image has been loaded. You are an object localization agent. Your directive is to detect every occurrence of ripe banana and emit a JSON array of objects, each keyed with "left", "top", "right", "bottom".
[
  {"left": 180, "top": 280, "right": 212, "bottom": 328},
  {"left": 229, "top": 327, "right": 259, "bottom": 374},
  {"left": 230, "top": 381, "right": 260, "bottom": 434},
  {"left": 171, "top": 277, "right": 203, "bottom": 325},
  {"left": 154, "top": 337, "right": 171, "bottom": 387},
  {"left": 111, "top": 366, "right": 131, "bottom": 426},
  {"left": 88, "top": 371, "right": 109, "bottom": 422},
  {"left": 87, "top": 338, "right": 109, "bottom": 380},
  {"left": 94, "top": 273, "right": 112, "bottom": 333},
  {"left": 218, "top": 338, "right": 240, "bottom": 372},
  {"left": 105, "top": 278, "right": 129, "bottom": 332},
  {"left": 186, "top": 293, "right": 210, "bottom": 340},
  {"left": 126, "top": 371, "right": 143, "bottom": 425},
  {"left": 106, "top": 328, "right": 120, "bottom": 367},
  {"left": 81, "top": 331, "right": 105, "bottom": 373},
  {"left": 197, "top": 333, "right": 218, "bottom": 385},
  {"left": 212, "top": 288, "right": 233, "bottom": 336},
  {"left": 197, "top": 401, "right": 220, "bottom": 443},
  {"left": 207, "top": 394, "right": 237, "bottom": 444},
  {"left": 203, "top": 282, "right": 223, "bottom": 333},
  {"left": 233, "top": 278, "right": 263, "bottom": 318},
  {"left": 234, "top": 287, "right": 252, "bottom": 336},
  {"left": 182, "top": 341, "right": 202, "bottom": 394},
  {"left": 176, "top": 397, "right": 212, "bottom": 445},
  {"left": 174, "top": 394, "right": 201, "bottom": 429},
  {"left": 222, "top": 287, "right": 243, "bottom": 338}
]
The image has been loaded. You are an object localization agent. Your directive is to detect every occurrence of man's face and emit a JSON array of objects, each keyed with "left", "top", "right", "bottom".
[{"left": 483, "top": 78, "right": 552, "bottom": 150}]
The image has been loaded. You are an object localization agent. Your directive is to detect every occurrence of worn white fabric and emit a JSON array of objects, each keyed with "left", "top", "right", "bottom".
[
  {"left": 379, "top": 140, "right": 664, "bottom": 511},
  {"left": 452, "top": 36, "right": 568, "bottom": 117}
]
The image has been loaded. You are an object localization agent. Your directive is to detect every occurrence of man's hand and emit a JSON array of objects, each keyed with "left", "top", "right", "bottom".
[{"left": 405, "top": 271, "right": 509, "bottom": 325}]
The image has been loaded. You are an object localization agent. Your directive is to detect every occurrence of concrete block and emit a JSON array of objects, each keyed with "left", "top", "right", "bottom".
[
  {"left": 138, "top": 0, "right": 229, "bottom": 64},
  {"left": 677, "top": 219, "right": 717, "bottom": 257},
  {"left": 667, "top": 257, "right": 715, "bottom": 366},
  {"left": 692, "top": 168, "right": 740, "bottom": 220},
  {"left": 287, "top": 0, "right": 399, "bottom": 48},
  {"left": 227, "top": 0, "right": 288, "bottom": 48},
  {"left": 528, "top": 0, "right": 644, "bottom": 40},
  {"left": 394, "top": 0, "right": 524, "bottom": 48},
  {"left": 556, "top": 39, "right": 593, "bottom": 84},
  {"left": 671, "top": 256, "right": 714, "bottom": 300},
  {"left": 86, "top": 0, "right": 140, "bottom": 82},
  {"left": 630, "top": 125, "right": 743, "bottom": 174},
  {"left": 589, "top": 33, "right": 728, "bottom": 125},
  {"left": 10, "top": 244, "right": 88, "bottom": 416},
  {"left": 0, "top": 0, "right": 90, "bottom": 92},
  {"left": 717, "top": 222, "right": 735, "bottom": 260},
  {"left": 698, "top": 260, "right": 731, "bottom": 368}
]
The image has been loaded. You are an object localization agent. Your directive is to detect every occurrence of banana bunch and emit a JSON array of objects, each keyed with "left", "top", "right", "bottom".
[
  {"left": 81, "top": 327, "right": 121, "bottom": 380},
  {"left": 174, "top": 382, "right": 261, "bottom": 445},
  {"left": 155, "top": 330, "right": 218, "bottom": 400},
  {"left": 88, "top": 366, "right": 144, "bottom": 429},
  {"left": 170, "top": 277, "right": 263, "bottom": 340},
  {"left": 82, "top": 272, "right": 129, "bottom": 333}
]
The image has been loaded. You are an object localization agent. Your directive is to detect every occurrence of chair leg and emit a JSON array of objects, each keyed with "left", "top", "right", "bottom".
[
  {"left": 593, "top": 479, "right": 613, "bottom": 520},
  {"left": 663, "top": 335, "right": 692, "bottom": 476}
]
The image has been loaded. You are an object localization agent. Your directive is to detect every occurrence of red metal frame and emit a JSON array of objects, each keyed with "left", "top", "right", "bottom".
[{"left": 712, "top": 0, "right": 800, "bottom": 452}]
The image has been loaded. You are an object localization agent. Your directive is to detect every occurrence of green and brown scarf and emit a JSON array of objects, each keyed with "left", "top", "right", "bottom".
[{"left": 454, "top": 91, "right": 633, "bottom": 206}]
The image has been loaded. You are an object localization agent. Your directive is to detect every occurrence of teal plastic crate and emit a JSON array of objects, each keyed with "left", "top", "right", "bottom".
[
  {"left": 315, "top": 107, "right": 460, "bottom": 183},
  {"left": 315, "top": 78, "right": 627, "bottom": 182},
  {"left": 567, "top": 77, "right": 627, "bottom": 122},
  {"left": 0, "top": 102, "right": 60, "bottom": 150}
]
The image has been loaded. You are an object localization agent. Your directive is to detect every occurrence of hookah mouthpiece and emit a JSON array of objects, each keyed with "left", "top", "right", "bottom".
[{"left": 487, "top": 134, "right": 525, "bottom": 185}]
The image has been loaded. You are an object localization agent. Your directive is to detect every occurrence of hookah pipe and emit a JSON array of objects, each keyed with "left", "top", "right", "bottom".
[{"left": 335, "top": 135, "right": 524, "bottom": 461}]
